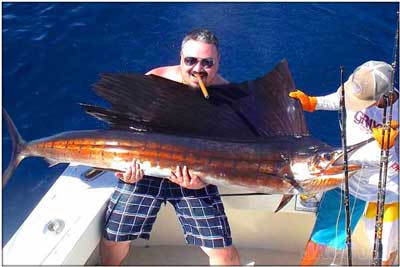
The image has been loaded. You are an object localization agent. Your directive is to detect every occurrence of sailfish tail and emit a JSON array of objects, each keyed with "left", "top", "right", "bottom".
[{"left": 2, "top": 108, "right": 27, "bottom": 188}]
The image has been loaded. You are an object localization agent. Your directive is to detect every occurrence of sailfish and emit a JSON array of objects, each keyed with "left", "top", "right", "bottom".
[{"left": 2, "top": 60, "right": 368, "bottom": 211}]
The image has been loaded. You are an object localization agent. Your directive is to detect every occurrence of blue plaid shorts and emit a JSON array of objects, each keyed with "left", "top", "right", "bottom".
[{"left": 103, "top": 176, "right": 232, "bottom": 248}]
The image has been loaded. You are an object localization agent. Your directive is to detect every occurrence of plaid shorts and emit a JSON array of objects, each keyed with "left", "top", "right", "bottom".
[{"left": 103, "top": 176, "right": 232, "bottom": 248}]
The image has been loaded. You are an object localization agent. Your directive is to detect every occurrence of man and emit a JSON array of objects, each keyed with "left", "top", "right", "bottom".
[
  {"left": 290, "top": 61, "right": 399, "bottom": 265},
  {"left": 100, "top": 28, "right": 240, "bottom": 266}
]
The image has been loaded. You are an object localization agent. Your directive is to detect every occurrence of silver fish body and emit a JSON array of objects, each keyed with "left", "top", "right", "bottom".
[{"left": 4, "top": 113, "right": 361, "bottom": 195}]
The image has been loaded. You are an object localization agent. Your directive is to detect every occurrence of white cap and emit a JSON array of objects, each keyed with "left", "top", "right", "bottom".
[{"left": 339, "top": 61, "right": 394, "bottom": 111}]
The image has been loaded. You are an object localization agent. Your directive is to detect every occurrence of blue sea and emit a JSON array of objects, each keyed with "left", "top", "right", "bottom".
[{"left": 2, "top": 2, "right": 398, "bottom": 246}]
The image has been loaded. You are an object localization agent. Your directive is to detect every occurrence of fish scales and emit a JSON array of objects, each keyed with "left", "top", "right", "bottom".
[{"left": 27, "top": 130, "right": 289, "bottom": 173}]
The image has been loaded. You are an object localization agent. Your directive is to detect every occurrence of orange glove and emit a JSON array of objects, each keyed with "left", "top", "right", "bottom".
[
  {"left": 372, "top": 120, "right": 399, "bottom": 149},
  {"left": 289, "top": 90, "right": 318, "bottom": 112}
]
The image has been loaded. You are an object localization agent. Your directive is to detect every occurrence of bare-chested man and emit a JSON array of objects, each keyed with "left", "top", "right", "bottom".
[{"left": 100, "top": 28, "right": 240, "bottom": 266}]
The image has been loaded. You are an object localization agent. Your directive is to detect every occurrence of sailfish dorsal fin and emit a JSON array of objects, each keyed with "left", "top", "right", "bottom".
[
  {"left": 82, "top": 59, "right": 309, "bottom": 139},
  {"left": 235, "top": 59, "right": 309, "bottom": 136}
]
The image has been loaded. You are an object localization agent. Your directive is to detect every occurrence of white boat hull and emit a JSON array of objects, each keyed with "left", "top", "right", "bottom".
[{"left": 3, "top": 164, "right": 116, "bottom": 265}]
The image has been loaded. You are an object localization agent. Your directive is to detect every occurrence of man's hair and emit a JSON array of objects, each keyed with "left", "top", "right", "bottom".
[{"left": 181, "top": 28, "right": 219, "bottom": 53}]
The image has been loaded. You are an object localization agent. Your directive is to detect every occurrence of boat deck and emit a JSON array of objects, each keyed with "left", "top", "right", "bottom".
[
  {"left": 87, "top": 245, "right": 378, "bottom": 266},
  {"left": 86, "top": 197, "right": 393, "bottom": 266}
]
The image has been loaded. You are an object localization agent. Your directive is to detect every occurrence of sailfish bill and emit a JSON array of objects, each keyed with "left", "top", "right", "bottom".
[{"left": 3, "top": 60, "right": 369, "bottom": 211}]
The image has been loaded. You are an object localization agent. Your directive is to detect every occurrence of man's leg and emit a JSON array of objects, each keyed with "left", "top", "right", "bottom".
[
  {"left": 300, "top": 240, "right": 325, "bottom": 266},
  {"left": 100, "top": 238, "right": 131, "bottom": 265},
  {"left": 169, "top": 184, "right": 239, "bottom": 265},
  {"left": 101, "top": 177, "right": 164, "bottom": 265},
  {"left": 201, "top": 246, "right": 240, "bottom": 265}
]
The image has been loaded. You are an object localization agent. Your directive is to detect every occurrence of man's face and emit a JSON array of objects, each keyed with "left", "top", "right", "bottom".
[{"left": 180, "top": 39, "right": 220, "bottom": 87}]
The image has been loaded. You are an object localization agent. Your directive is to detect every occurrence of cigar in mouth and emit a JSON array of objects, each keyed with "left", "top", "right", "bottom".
[{"left": 194, "top": 73, "right": 209, "bottom": 99}]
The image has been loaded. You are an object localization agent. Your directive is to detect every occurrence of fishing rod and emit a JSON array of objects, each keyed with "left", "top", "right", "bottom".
[
  {"left": 339, "top": 65, "right": 353, "bottom": 266},
  {"left": 372, "top": 95, "right": 388, "bottom": 266},
  {"left": 372, "top": 11, "right": 399, "bottom": 266}
]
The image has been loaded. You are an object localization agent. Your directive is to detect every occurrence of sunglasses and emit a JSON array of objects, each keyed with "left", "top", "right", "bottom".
[{"left": 183, "top": 57, "right": 215, "bottom": 68}]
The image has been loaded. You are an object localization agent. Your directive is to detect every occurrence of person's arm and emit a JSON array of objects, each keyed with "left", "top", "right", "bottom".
[
  {"left": 145, "top": 65, "right": 183, "bottom": 83},
  {"left": 315, "top": 91, "right": 340, "bottom": 110},
  {"left": 289, "top": 90, "right": 340, "bottom": 111},
  {"left": 145, "top": 67, "right": 165, "bottom": 76}
]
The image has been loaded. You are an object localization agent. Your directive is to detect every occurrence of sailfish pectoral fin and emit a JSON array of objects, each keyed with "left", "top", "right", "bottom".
[
  {"left": 282, "top": 174, "right": 305, "bottom": 194},
  {"left": 277, "top": 163, "right": 305, "bottom": 194},
  {"left": 274, "top": 194, "right": 294, "bottom": 213}
]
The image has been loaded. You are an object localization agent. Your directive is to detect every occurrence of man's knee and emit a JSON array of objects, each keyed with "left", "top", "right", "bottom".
[
  {"left": 100, "top": 238, "right": 131, "bottom": 265},
  {"left": 201, "top": 246, "right": 240, "bottom": 265}
]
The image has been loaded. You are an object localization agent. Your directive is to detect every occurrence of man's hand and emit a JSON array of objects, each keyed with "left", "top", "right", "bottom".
[
  {"left": 372, "top": 120, "right": 399, "bottom": 149},
  {"left": 115, "top": 159, "right": 144, "bottom": 183},
  {"left": 289, "top": 90, "right": 318, "bottom": 112},
  {"left": 169, "top": 165, "right": 206, "bottom": 189}
]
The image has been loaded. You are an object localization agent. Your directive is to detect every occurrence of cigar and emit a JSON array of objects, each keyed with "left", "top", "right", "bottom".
[{"left": 195, "top": 74, "right": 210, "bottom": 99}]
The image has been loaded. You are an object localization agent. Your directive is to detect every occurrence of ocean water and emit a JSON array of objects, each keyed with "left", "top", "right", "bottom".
[{"left": 2, "top": 2, "right": 398, "bottom": 245}]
